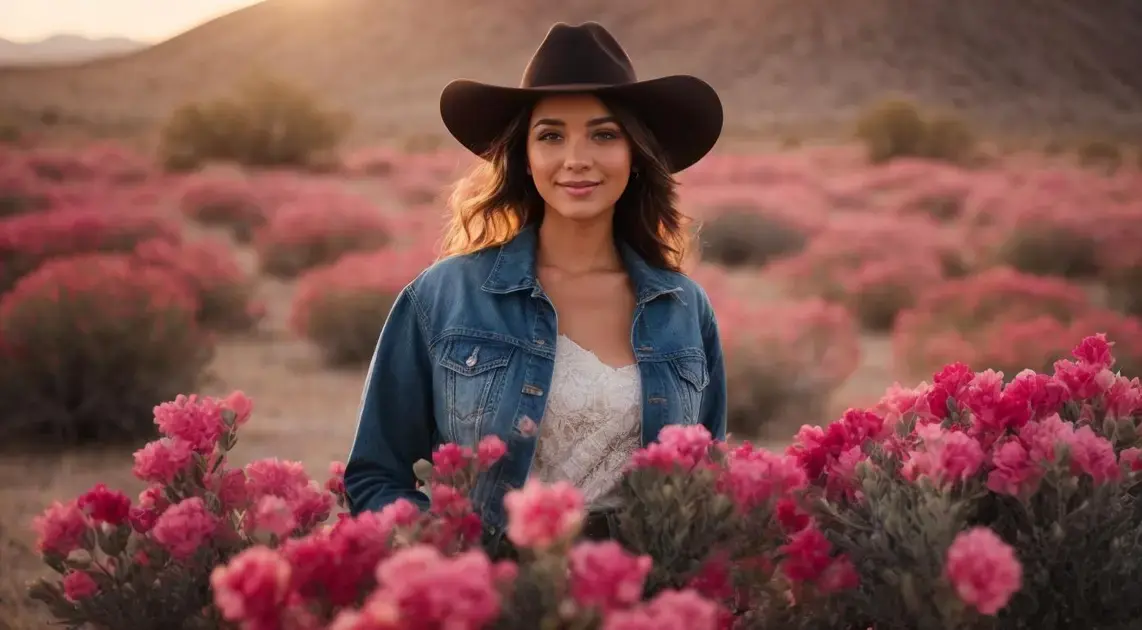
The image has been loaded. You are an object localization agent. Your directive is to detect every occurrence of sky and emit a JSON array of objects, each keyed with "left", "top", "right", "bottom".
[{"left": 0, "top": 0, "right": 263, "bottom": 42}]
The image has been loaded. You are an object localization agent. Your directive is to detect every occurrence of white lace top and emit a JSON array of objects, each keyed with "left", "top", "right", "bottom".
[{"left": 529, "top": 335, "right": 642, "bottom": 508}]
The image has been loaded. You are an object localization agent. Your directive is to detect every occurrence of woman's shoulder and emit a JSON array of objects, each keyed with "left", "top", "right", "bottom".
[{"left": 406, "top": 247, "right": 501, "bottom": 298}]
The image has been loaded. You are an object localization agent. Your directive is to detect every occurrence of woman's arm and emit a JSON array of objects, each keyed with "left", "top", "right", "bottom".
[
  {"left": 344, "top": 283, "right": 435, "bottom": 515},
  {"left": 697, "top": 290, "right": 728, "bottom": 441}
]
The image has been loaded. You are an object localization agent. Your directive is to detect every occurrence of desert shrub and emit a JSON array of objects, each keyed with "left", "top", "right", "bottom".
[
  {"left": 0, "top": 254, "right": 212, "bottom": 444},
  {"left": 893, "top": 266, "right": 1142, "bottom": 378},
  {"left": 0, "top": 206, "right": 180, "bottom": 294},
  {"left": 1077, "top": 138, "right": 1122, "bottom": 173},
  {"left": 0, "top": 117, "right": 20, "bottom": 144},
  {"left": 768, "top": 215, "right": 958, "bottom": 331},
  {"left": 716, "top": 297, "right": 861, "bottom": 438},
  {"left": 133, "top": 238, "right": 263, "bottom": 332},
  {"left": 255, "top": 191, "right": 390, "bottom": 278},
  {"left": 158, "top": 75, "right": 351, "bottom": 170},
  {"left": 855, "top": 98, "right": 976, "bottom": 165},
  {"left": 1096, "top": 203, "right": 1142, "bottom": 318},
  {"left": 21, "top": 149, "right": 96, "bottom": 182},
  {"left": 961, "top": 174, "right": 1103, "bottom": 279},
  {"left": 0, "top": 162, "right": 50, "bottom": 218},
  {"left": 697, "top": 207, "right": 808, "bottom": 268},
  {"left": 290, "top": 247, "right": 432, "bottom": 365},
  {"left": 787, "top": 333, "right": 1142, "bottom": 629},
  {"left": 177, "top": 176, "right": 268, "bottom": 242}
]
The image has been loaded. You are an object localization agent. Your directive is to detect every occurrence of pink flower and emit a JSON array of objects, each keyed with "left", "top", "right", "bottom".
[
  {"left": 718, "top": 446, "right": 807, "bottom": 511},
  {"left": 568, "top": 541, "right": 653, "bottom": 612},
  {"left": 243, "top": 459, "right": 310, "bottom": 498},
  {"left": 211, "top": 547, "right": 292, "bottom": 628},
  {"left": 1104, "top": 375, "right": 1142, "bottom": 420},
  {"left": 366, "top": 545, "right": 503, "bottom": 630},
  {"left": 1120, "top": 447, "right": 1142, "bottom": 472},
  {"left": 1072, "top": 333, "right": 1114, "bottom": 369},
  {"left": 779, "top": 526, "right": 834, "bottom": 583},
  {"left": 986, "top": 439, "right": 1040, "bottom": 497},
  {"left": 150, "top": 497, "right": 219, "bottom": 560},
  {"left": 248, "top": 495, "right": 297, "bottom": 538},
  {"left": 902, "top": 424, "right": 984, "bottom": 488},
  {"left": 945, "top": 527, "right": 1022, "bottom": 615},
  {"left": 602, "top": 589, "right": 721, "bottom": 630},
  {"left": 432, "top": 443, "right": 471, "bottom": 477},
  {"left": 62, "top": 570, "right": 99, "bottom": 602},
  {"left": 503, "top": 479, "right": 584, "bottom": 550},
  {"left": 210, "top": 468, "right": 249, "bottom": 509},
  {"left": 243, "top": 459, "right": 334, "bottom": 529},
  {"left": 1067, "top": 426, "right": 1120, "bottom": 484},
  {"left": 132, "top": 437, "right": 194, "bottom": 484},
  {"left": 32, "top": 501, "right": 90, "bottom": 556},
  {"left": 76, "top": 484, "right": 132, "bottom": 526},
  {"left": 153, "top": 394, "right": 227, "bottom": 453},
  {"left": 630, "top": 425, "right": 714, "bottom": 472},
  {"left": 222, "top": 390, "right": 254, "bottom": 426},
  {"left": 476, "top": 436, "right": 507, "bottom": 470},
  {"left": 326, "top": 461, "right": 347, "bottom": 495}
]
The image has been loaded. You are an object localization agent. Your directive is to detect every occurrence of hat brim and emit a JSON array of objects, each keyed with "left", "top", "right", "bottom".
[{"left": 439, "top": 75, "right": 723, "bottom": 173}]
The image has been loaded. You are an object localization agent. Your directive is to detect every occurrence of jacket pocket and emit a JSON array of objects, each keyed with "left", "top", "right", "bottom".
[
  {"left": 438, "top": 336, "right": 517, "bottom": 441},
  {"left": 668, "top": 352, "right": 709, "bottom": 424}
]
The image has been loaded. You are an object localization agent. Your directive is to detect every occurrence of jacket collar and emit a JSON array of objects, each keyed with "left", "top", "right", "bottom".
[{"left": 481, "top": 224, "right": 684, "bottom": 305}]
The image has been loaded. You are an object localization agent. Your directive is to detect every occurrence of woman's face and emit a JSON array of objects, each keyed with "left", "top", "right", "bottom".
[{"left": 526, "top": 94, "right": 633, "bottom": 223}]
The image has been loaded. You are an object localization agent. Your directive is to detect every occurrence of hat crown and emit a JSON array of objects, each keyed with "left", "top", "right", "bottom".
[{"left": 519, "top": 22, "right": 637, "bottom": 88}]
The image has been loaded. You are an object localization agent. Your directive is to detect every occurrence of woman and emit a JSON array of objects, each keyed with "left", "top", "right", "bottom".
[{"left": 344, "top": 21, "right": 728, "bottom": 546}]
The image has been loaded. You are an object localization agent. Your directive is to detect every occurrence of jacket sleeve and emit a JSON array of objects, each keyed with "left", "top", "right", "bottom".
[
  {"left": 697, "top": 288, "right": 728, "bottom": 442},
  {"left": 344, "top": 283, "right": 434, "bottom": 515}
]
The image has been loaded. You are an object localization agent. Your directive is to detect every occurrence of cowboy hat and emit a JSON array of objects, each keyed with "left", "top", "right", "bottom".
[{"left": 439, "top": 21, "right": 723, "bottom": 173}]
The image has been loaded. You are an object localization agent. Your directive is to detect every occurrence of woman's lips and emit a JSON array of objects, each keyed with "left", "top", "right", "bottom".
[{"left": 558, "top": 181, "right": 600, "bottom": 197}]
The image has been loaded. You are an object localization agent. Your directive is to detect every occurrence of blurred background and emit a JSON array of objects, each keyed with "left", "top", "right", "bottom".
[{"left": 1, "top": 2, "right": 1141, "bottom": 626}]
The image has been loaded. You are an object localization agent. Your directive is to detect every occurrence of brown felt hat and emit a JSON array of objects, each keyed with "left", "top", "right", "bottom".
[{"left": 439, "top": 21, "right": 723, "bottom": 173}]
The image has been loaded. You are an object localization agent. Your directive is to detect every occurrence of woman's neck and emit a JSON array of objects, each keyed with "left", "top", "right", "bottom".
[{"left": 535, "top": 210, "right": 623, "bottom": 275}]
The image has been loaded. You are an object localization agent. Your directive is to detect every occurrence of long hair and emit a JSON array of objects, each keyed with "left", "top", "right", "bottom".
[{"left": 439, "top": 96, "right": 695, "bottom": 272}]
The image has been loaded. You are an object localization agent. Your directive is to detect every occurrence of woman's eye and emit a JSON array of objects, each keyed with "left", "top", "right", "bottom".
[
  {"left": 538, "top": 131, "right": 561, "bottom": 141},
  {"left": 594, "top": 130, "right": 620, "bottom": 141}
]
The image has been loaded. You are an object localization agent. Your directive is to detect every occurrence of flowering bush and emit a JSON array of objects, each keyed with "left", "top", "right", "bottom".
[
  {"left": 1095, "top": 201, "right": 1142, "bottom": 318},
  {"left": 767, "top": 215, "right": 960, "bottom": 331},
  {"left": 0, "top": 254, "right": 212, "bottom": 443},
  {"left": 254, "top": 192, "right": 390, "bottom": 278},
  {"left": 695, "top": 204, "right": 810, "bottom": 269},
  {"left": 0, "top": 205, "right": 180, "bottom": 294},
  {"left": 789, "top": 333, "right": 1142, "bottom": 628},
  {"left": 715, "top": 297, "right": 861, "bottom": 438},
  {"left": 26, "top": 391, "right": 344, "bottom": 629},
  {"left": 894, "top": 267, "right": 1142, "bottom": 379},
  {"left": 133, "top": 237, "right": 264, "bottom": 332},
  {"left": 27, "top": 333, "right": 1142, "bottom": 628},
  {"left": 289, "top": 247, "right": 433, "bottom": 365},
  {"left": 178, "top": 176, "right": 270, "bottom": 243},
  {"left": 0, "top": 160, "right": 50, "bottom": 218}
]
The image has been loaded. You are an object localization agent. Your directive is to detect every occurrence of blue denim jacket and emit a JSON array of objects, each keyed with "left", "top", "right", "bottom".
[{"left": 344, "top": 224, "right": 727, "bottom": 534}]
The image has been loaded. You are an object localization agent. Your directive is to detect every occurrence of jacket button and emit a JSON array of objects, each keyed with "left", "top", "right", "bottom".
[{"left": 535, "top": 339, "right": 546, "bottom": 346}]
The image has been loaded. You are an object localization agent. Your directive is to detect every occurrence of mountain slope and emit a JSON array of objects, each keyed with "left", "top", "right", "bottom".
[
  {"left": 0, "top": 0, "right": 1139, "bottom": 142},
  {"left": 0, "top": 35, "right": 147, "bottom": 65}
]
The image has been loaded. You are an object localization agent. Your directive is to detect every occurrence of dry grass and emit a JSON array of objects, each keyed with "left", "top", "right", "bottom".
[{"left": 1, "top": 0, "right": 1141, "bottom": 147}]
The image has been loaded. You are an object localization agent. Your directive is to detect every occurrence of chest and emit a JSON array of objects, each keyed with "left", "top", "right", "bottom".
[{"left": 538, "top": 272, "right": 637, "bottom": 368}]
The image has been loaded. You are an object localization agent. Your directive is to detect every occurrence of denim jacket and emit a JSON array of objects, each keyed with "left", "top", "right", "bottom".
[{"left": 344, "top": 224, "right": 727, "bottom": 535}]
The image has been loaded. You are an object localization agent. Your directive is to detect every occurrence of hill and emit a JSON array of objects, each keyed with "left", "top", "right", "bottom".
[
  {"left": 0, "top": 0, "right": 1139, "bottom": 145},
  {"left": 0, "top": 34, "right": 147, "bottom": 65}
]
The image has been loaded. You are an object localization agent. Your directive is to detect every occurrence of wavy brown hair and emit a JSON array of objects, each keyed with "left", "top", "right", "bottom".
[{"left": 439, "top": 96, "right": 694, "bottom": 272}]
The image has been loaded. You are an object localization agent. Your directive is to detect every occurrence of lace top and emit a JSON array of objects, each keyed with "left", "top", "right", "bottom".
[{"left": 529, "top": 335, "right": 642, "bottom": 508}]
